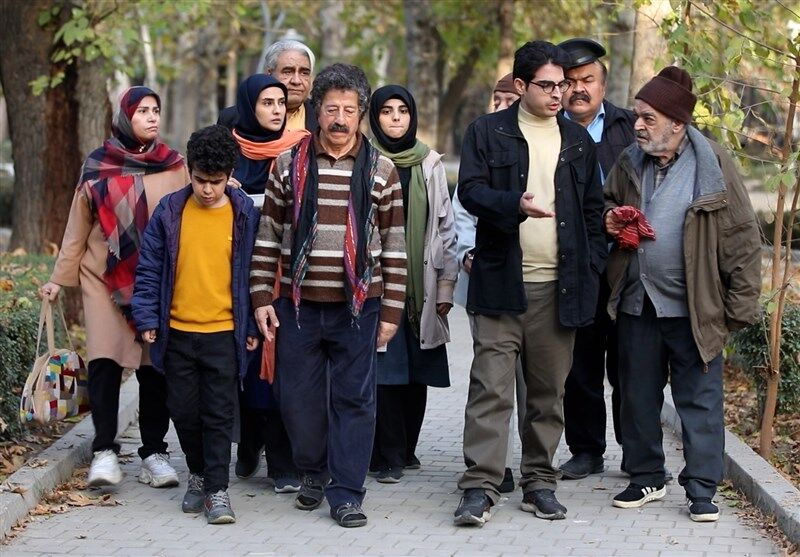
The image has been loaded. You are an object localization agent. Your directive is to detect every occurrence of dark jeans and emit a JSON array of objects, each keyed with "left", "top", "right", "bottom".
[
  {"left": 164, "top": 329, "right": 238, "bottom": 494},
  {"left": 238, "top": 405, "right": 297, "bottom": 476},
  {"left": 617, "top": 297, "right": 724, "bottom": 500},
  {"left": 274, "top": 297, "right": 380, "bottom": 508},
  {"left": 564, "top": 277, "right": 622, "bottom": 456},
  {"left": 371, "top": 383, "right": 427, "bottom": 469},
  {"left": 87, "top": 358, "right": 169, "bottom": 460}
]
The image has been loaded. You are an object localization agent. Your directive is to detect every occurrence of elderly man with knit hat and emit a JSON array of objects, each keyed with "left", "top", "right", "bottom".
[{"left": 603, "top": 66, "right": 760, "bottom": 522}]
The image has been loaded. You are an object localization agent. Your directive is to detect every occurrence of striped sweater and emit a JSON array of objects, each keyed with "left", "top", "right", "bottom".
[{"left": 250, "top": 133, "right": 407, "bottom": 325}]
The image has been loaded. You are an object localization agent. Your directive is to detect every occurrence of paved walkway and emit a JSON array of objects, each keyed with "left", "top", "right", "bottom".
[{"left": 4, "top": 309, "right": 779, "bottom": 556}]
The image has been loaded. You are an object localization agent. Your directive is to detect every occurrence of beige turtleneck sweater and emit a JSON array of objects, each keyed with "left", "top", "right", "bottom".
[{"left": 518, "top": 104, "right": 561, "bottom": 282}]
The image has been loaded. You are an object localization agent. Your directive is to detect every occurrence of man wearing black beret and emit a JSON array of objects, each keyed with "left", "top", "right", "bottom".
[{"left": 556, "top": 38, "right": 636, "bottom": 481}]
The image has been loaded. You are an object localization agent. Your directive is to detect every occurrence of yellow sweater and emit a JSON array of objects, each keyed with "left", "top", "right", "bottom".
[
  {"left": 518, "top": 105, "right": 561, "bottom": 282},
  {"left": 169, "top": 196, "right": 234, "bottom": 332},
  {"left": 286, "top": 103, "right": 306, "bottom": 131}
]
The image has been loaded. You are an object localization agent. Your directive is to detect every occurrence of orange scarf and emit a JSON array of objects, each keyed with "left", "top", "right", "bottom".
[{"left": 233, "top": 128, "right": 310, "bottom": 160}]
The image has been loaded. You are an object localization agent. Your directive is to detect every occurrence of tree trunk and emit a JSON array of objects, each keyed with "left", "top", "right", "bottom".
[
  {"left": 0, "top": 0, "right": 52, "bottom": 252},
  {"left": 606, "top": 2, "right": 635, "bottom": 108},
  {"left": 404, "top": 0, "right": 443, "bottom": 148},
  {"left": 627, "top": 0, "right": 672, "bottom": 106},
  {"left": 225, "top": 47, "right": 238, "bottom": 108},
  {"left": 169, "top": 29, "right": 200, "bottom": 152},
  {"left": 438, "top": 44, "right": 483, "bottom": 154},
  {"left": 495, "top": 0, "right": 515, "bottom": 83},
  {"left": 760, "top": 60, "right": 800, "bottom": 459},
  {"left": 319, "top": 0, "right": 351, "bottom": 67}
]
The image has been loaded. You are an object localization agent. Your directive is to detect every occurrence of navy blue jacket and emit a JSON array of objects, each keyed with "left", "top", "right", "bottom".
[
  {"left": 131, "top": 185, "right": 260, "bottom": 378},
  {"left": 457, "top": 100, "right": 606, "bottom": 327}
]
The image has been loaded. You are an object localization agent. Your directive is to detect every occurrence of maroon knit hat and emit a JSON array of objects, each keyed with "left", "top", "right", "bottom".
[
  {"left": 635, "top": 66, "right": 697, "bottom": 123},
  {"left": 494, "top": 73, "right": 517, "bottom": 95}
]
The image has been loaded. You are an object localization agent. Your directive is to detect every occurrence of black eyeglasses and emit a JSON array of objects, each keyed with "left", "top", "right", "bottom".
[{"left": 528, "top": 79, "right": 573, "bottom": 94}]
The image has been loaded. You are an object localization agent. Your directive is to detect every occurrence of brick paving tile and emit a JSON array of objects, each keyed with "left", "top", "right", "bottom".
[{"left": 3, "top": 309, "right": 781, "bottom": 556}]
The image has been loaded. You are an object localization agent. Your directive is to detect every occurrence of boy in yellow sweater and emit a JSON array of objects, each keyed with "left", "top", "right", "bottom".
[{"left": 132, "top": 125, "right": 260, "bottom": 524}]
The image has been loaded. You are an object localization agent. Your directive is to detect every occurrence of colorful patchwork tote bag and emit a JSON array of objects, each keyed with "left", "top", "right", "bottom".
[{"left": 19, "top": 299, "right": 89, "bottom": 424}]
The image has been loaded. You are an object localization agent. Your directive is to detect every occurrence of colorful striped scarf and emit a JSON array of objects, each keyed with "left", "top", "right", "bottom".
[{"left": 289, "top": 134, "right": 380, "bottom": 321}]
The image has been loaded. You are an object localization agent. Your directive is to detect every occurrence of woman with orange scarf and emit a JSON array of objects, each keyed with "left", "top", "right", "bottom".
[{"left": 230, "top": 75, "right": 308, "bottom": 493}]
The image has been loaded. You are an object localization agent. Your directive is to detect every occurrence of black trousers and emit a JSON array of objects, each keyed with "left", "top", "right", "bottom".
[
  {"left": 371, "top": 383, "right": 427, "bottom": 469},
  {"left": 617, "top": 297, "right": 724, "bottom": 499},
  {"left": 87, "top": 358, "right": 169, "bottom": 460},
  {"left": 563, "top": 276, "right": 622, "bottom": 456},
  {"left": 238, "top": 405, "right": 297, "bottom": 476},
  {"left": 164, "top": 329, "right": 238, "bottom": 494}
]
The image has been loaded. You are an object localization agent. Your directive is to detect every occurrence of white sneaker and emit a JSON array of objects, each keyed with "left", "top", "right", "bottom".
[
  {"left": 139, "top": 453, "right": 179, "bottom": 488},
  {"left": 87, "top": 450, "right": 123, "bottom": 487}
]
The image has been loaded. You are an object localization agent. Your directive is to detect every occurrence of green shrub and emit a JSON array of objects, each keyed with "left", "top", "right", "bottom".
[
  {"left": 728, "top": 302, "right": 800, "bottom": 415},
  {"left": 0, "top": 253, "right": 59, "bottom": 440}
]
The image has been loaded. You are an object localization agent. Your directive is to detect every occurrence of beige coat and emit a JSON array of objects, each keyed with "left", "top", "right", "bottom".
[
  {"left": 50, "top": 165, "right": 189, "bottom": 368},
  {"left": 418, "top": 150, "right": 458, "bottom": 349}
]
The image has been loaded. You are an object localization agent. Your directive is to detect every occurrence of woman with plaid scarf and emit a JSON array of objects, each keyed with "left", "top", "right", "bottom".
[{"left": 41, "top": 87, "right": 188, "bottom": 490}]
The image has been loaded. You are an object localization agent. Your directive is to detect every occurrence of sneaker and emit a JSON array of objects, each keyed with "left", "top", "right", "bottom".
[
  {"left": 234, "top": 444, "right": 263, "bottom": 479},
  {"left": 688, "top": 497, "right": 719, "bottom": 522},
  {"left": 559, "top": 453, "right": 604, "bottom": 480},
  {"left": 612, "top": 483, "right": 666, "bottom": 508},
  {"left": 204, "top": 490, "right": 236, "bottom": 524},
  {"left": 87, "top": 450, "right": 122, "bottom": 487},
  {"left": 376, "top": 466, "right": 403, "bottom": 484},
  {"left": 273, "top": 473, "right": 302, "bottom": 493},
  {"left": 295, "top": 476, "right": 325, "bottom": 511},
  {"left": 182, "top": 473, "right": 204, "bottom": 513},
  {"left": 521, "top": 489, "right": 567, "bottom": 520},
  {"left": 139, "top": 453, "right": 179, "bottom": 488},
  {"left": 330, "top": 502, "right": 368, "bottom": 528},
  {"left": 405, "top": 455, "right": 421, "bottom": 470},
  {"left": 453, "top": 488, "right": 492, "bottom": 526},
  {"left": 498, "top": 467, "right": 515, "bottom": 493}
]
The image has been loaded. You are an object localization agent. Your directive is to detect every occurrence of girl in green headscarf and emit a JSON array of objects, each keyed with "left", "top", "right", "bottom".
[{"left": 368, "top": 85, "right": 458, "bottom": 483}]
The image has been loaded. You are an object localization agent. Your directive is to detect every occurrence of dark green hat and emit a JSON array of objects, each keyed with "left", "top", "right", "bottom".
[{"left": 558, "top": 38, "right": 606, "bottom": 69}]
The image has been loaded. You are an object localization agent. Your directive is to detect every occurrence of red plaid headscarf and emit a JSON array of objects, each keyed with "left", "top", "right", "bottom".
[{"left": 80, "top": 86, "right": 183, "bottom": 327}]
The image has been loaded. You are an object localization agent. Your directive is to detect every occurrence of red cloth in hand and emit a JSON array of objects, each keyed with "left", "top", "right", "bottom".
[
  {"left": 259, "top": 264, "right": 282, "bottom": 384},
  {"left": 610, "top": 206, "right": 656, "bottom": 250}
]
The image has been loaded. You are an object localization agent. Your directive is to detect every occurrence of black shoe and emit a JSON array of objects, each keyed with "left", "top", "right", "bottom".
[
  {"left": 376, "top": 466, "right": 403, "bottom": 484},
  {"left": 498, "top": 467, "right": 515, "bottom": 493},
  {"left": 453, "top": 488, "right": 492, "bottom": 526},
  {"left": 521, "top": 489, "right": 567, "bottom": 520},
  {"left": 234, "top": 444, "right": 263, "bottom": 479},
  {"left": 405, "top": 455, "right": 421, "bottom": 470},
  {"left": 687, "top": 497, "right": 719, "bottom": 522},
  {"left": 559, "top": 453, "right": 604, "bottom": 480},
  {"left": 612, "top": 483, "right": 666, "bottom": 508},
  {"left": 181, "top": 473, "right": 204, "bottom": 513},
  {"left": 330, "top": 502, "right": 368, "bottom": 528},
  {"left": 295, "top": 476, "right": 325, "bottom": 511}
]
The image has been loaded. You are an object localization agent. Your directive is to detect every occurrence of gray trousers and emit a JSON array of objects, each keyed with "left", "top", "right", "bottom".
[
  {"left": 459, "top": 281, "right": 576, "bottom": 503},
  {"left": 617, "top": 297, "right": 724, "bottom": 500}
]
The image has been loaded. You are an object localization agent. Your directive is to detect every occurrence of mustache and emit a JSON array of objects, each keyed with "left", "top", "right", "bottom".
[
  {"left": 328, "top": 123, "right": 349, "bottom": 133},
  {"left": 569, "top": 92, "right": 591, "bottom": 104},
  {"left": 636, "top": 131, "right": 649, "bottom": 139}
]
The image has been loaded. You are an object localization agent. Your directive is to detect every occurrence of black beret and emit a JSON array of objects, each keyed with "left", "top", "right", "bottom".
[{"left": 557, "top": 38, "right": 606, "bottom": 69}]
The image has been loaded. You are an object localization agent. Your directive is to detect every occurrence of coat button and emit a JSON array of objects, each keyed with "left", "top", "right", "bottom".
[
  {"left": 561, "top": 254, "right": 566, "bottom": 261},
  {"left": 579, "top": 147, "right": 583, "bottom": 152},
  {"left": 520, "top": 174, "right": 524, "bottom": 178},
  {"left": 559, "top": 221, "right": 566, "bottom": 227},
  {"left": 560, "top": 157, "right": 565, "bottom": 162},
  {"left": 561, "top": 288, "right": 567, "bottom": 294},
  {"left": 424, "top": 260, "right": 428, "bottom": 265}
]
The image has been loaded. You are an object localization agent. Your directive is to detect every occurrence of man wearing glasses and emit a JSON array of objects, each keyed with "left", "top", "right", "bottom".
[{"left": 455, "top": 41, "right": 605, "bottom": 525}]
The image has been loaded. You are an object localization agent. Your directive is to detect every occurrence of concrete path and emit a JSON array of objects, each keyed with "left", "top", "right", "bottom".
[{"left": 3, "top": 308, "right": 779, "bottom": 556}]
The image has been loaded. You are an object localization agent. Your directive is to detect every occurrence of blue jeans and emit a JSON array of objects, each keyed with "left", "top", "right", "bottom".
[{"left": 274, "top": 297, "right": 380, "bottom": 508}]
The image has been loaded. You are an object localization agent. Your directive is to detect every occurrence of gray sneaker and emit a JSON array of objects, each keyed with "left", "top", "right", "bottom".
[
  {"left": 182, "top": 473, "right": 204, "bottom": 513},
  {"left": 204, "top": 490, "right": 236, "bottom": 524}
]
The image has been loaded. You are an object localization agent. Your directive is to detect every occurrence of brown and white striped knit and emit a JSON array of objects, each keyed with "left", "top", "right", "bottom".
[{"left": 250, "top": 133, "right": 407, "bottom": 325}]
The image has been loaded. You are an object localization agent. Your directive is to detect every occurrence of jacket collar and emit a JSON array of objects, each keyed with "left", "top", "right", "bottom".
[
  {"left": 166, "top": 183, "right": 252, "bottom": 221},
  {"left": 618, "top": 126, "right": 728, "bottom": 210},
  {"left": 494, "top": 100, "right": 585, "bottom": 145}
]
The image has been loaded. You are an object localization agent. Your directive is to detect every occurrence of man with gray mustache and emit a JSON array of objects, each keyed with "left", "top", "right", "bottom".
[{"left": 556, "top": 38, "right": 636, "bottom": 481}]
